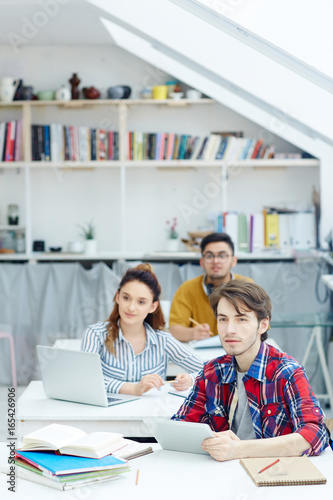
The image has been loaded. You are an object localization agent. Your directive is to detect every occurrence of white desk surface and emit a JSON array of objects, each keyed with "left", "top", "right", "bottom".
[
  {"left": 1, "top": 443, "right": 332, "bottom": 500},
  {"left": 17, "top": 381, "right": 186, "bottom": 438}
]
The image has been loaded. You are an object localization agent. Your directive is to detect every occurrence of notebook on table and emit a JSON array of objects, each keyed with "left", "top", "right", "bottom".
[
  {"left": 240, "top": 456, "right": 327, "bottom": 487},
  {"left": 36, "top": 346, "right": 138, "bottom": 407}
]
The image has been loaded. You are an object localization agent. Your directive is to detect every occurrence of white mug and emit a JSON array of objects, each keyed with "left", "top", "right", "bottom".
[
  {"left": 186, "top": 89, "right": 202, "bottom": 100},
  {"left": 55, "top": 85, "right": 71, "bottom": 101},
  {"left": 0, "top": 77, "right": 19, "bottom": 102}
]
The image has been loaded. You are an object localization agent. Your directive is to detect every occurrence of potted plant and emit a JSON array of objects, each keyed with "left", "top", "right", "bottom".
[
  {"left": 165, "top": 217, "right": 179, "bottom": 251},
  {"left": 78, "top": 221, "right": 97, "bottom": 254}
]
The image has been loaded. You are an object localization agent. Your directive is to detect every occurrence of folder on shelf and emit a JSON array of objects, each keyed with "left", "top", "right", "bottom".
[
  {"left": 264, "top": 212, "right": 279, "bottom": 248},
  {"left": 237, "top": 213, "right": 249, "bottom": 252},
  {"left": 291, "top": 212, "right": 316, "bottom": 250},
  {"left": 249, "top": 213, "right": 265, "bottom": 253},
  {"left": 278, "top": 212, "right": 292, "bottom": 252},
  {"left": 223, "top": 211, "right": 239, "bottom": 252}
]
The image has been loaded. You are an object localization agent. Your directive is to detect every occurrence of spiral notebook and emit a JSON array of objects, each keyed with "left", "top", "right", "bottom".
[{"left": 240, "top": 456, "right": 326, "bottom": 487}]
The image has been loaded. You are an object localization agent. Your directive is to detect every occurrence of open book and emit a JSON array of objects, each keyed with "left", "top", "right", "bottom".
[
  {"left": 19, "top": 423, "right": 153, "bottom": 460},
  {"left": 19, "top": 424, "right": 124, "bottom": 459}
]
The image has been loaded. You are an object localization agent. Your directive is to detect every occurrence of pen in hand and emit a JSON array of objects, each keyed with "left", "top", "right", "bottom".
[
  {"left": 188, "top": 317, "right": 214, "bottom": 337},
  {"left": 258, "top": 458, "right": 280, "bottom": 474}
]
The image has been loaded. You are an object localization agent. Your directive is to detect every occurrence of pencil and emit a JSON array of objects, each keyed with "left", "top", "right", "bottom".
[
  {"left": 135, "top": 469, "right": 140, "bottom": 485},
  {"left": 188, "top": 317, "right": 215, "bottom": 337},
  {"left": 258, "top": 458, "right": 280, "bottom": 474},
  {"left": 164, "top": 379, "right": 178, "bottom": 384}
]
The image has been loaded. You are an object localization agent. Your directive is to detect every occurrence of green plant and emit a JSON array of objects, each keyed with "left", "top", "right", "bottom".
[{"left": 78, "top": 221, "right": 95, "bottom": 240}]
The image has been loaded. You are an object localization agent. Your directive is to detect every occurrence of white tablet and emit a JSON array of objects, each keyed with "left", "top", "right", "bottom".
[{"left": 145, "top": 419, "right": 215, "bottom": 455}]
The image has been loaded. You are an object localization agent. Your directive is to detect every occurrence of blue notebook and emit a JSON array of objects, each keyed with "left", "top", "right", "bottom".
[{"left": 16, "top": 450, "right": 129, "bottom": 476}]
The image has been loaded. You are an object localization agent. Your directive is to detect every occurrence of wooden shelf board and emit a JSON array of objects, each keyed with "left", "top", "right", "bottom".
[
  {"left": 0, "top": 159, "right": 319, "bottom": 169},
  {"left": 0, "top": 98, "right": 214, "bottom": 109}
]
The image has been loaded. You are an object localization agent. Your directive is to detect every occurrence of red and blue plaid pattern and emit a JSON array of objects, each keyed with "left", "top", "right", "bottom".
[{"left": 172, "top": 342, "right": 329, "bottom": 455}]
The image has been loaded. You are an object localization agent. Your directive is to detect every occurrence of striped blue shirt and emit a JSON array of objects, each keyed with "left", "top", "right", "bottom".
[{"left": 81, "top": 321, "right": 204, "bottom": 393}]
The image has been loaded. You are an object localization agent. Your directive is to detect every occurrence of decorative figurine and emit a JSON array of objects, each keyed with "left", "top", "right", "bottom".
[{"left": 69, "top": 73, "right": 80, "bottom": 100}]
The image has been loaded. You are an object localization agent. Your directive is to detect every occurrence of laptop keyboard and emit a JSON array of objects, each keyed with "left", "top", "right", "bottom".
[{"left": 107, "top": 396, "right": 122, "bottom": 403}]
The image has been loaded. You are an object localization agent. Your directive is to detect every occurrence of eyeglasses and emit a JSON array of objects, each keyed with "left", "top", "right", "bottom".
[{"left": 202, "top": 252, "right": 233, "bottom": 262}]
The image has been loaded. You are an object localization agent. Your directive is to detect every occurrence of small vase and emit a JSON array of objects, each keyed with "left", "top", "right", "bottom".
[
  {"left": 69, "top": 73, "right": 80, "bottom": 100},
  {"left": 84, "top": 239, "right": 97, "bottom": 255},
  {"left": 166, "top": 239, "right": 179, "bottom": 252},
  {"left": 56, "top": 85, "right": 71, "bottom": 101}
]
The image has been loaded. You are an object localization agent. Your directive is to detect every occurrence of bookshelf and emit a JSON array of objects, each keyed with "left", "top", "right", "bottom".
[{"left": 0, "top": 99, "right": 320, "bottom": 260}]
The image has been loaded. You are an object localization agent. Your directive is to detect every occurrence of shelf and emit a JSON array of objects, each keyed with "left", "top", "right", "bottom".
[
  {"left": 0, "top": 225, "right": 25, "bottom": 231},
  {"left": 0, "top": 94, "right": 321, "bottom": 257},
  {"left": 0, "top": 159, "right": 320, "bottom": 169},
  {"left": 0, "top": 250, "right": 320, "bottom": 263},
  {"left": 226, "top": 159, "right": 319, "bottom": 168},
  {"left": 0, "top": 98, "right": 214, "bottom": 109}
]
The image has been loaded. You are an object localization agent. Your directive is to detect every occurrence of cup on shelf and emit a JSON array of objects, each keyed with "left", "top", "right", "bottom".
[
  {"left": 107, "top": 85, "right": 132, "bottom": 99},
  {"left": 55, "top": 85, "right": 71, "bottom": 101},
  {"left": 7, "top": 204, "right": 19, "bottom": 225},
  {"left": 0, "top": 77, "right": 20, "bottom": 102},
  {"left": 21, "top": 86, "right": 34, "bottom": 101},
  {"left": 68, "top": 241, "right": 84, "bottom": 253},
  {"left": 166, "top": 80, "right": 177, "bottom": 97},
  {"left": 37, "top": 90, "right": 55, "bottom": 101},
  {"left": 186, "top": 89, "right": 202, "bottom": 100},
  {"left": 141, "top": 87, "right": 152, "bottom": 99},
  {"left": 170, "top": 92, "right": 184, "bottom": 100},
  {"left": 152, "top": 85, "right": 168, "bottom": 100}
]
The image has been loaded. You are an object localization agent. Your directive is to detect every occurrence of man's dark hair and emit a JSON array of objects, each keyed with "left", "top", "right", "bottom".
[
  {"left": 200, "top": 232, "right": 235, "bottom": 255},
  {"left": 209, "top": 280, "right": 272, "bottom": 341}
]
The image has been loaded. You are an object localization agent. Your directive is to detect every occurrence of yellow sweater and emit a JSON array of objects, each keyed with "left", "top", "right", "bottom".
[{"left": 169, "top": 274, "right": 252, "bottom": 336}]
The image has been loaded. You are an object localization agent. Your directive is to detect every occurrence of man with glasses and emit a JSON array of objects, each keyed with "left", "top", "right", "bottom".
[{"left": 169, "top": 232, "right": 252, "bottom": 342}]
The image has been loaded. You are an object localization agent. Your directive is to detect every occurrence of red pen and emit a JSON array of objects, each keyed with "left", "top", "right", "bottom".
[{"left": 258, "top": 458, "right": 280, "bottom": 474}]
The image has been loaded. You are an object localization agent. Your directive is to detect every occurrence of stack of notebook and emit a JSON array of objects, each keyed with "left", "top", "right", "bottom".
[{"left": 14, "top": 450, "right": 130, "bottom": 491}]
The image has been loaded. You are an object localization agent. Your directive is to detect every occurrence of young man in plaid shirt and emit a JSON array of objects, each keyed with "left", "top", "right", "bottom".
[{"left": 172, "top": 280, "right": 329, "bottom": 461}]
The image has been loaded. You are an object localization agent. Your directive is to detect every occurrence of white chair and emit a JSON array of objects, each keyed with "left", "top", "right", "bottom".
[{"left": 0, "top": 332, "right": 17, "bottom": 387}]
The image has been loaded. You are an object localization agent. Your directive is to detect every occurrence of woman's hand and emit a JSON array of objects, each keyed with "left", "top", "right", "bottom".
[
  {"left": 135, "top": 374, "right": 164, "bottom": 395},
  {"left": 172, "top": 373, "right": 192, "bottom": 391}
]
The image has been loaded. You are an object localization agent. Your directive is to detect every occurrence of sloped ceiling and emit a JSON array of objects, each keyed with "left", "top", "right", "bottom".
[
  {"left": 1, "top": 0, "right": 332, "bottom": 156},
  {"left": 86, "top": 0, "right": 333, "bottom": 157}
]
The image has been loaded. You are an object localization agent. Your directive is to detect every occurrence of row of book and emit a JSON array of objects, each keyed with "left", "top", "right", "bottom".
[
  {"left": 0, "top": 120, "right": 277, "bottom": 163},
  {"left": 31, "top": 125, "right": 120, "bottom": 162},
  {"left": 0, "top": 120, "right": 23, "bottom": 162},
  {"left": 7, "top": 423, "right": 152, "bottom": 490},
  {"left": 127, "top": 132, "right": 275, "bottom": 161},
  {"left": 218, "top": 210, "right": 317, "bottom": 253}
]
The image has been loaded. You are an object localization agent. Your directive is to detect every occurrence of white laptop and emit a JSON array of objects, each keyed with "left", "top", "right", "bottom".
[
  {"left": 36, "top": 346, "right": 138, "bottom": 407},
  {"left": 145, "top": 419, "right": 214, "bottom": 454}
]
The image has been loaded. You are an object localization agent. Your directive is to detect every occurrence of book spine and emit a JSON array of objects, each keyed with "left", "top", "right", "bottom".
[
  {"left": 4, "top": 121, "right": 13, "bottom": 161},
  {"left": 90, "top": 129, "right": 97, "bottom": 161},
  {"left": 98, "top": 129, "right": 106, "bottom": 161},
  {"left": 44, "top": 125, "right": 50, "bottom": 161}
]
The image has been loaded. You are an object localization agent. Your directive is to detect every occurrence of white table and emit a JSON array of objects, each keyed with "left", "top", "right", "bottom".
[
  {"left": 1, "top": 443, "right": 332, "bottom": 500},
  {"left": 17, "top": 381, "right": 186, "bottom": 439}
]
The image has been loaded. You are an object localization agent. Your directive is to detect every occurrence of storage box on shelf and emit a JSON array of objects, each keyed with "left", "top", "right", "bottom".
[{"left": 0, "top": 99, "right": 320, "bottom": 261}]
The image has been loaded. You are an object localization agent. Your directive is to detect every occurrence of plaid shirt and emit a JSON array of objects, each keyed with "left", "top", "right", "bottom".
[{"left": 172, "top": 342, "right": 329, "bottom": 455}]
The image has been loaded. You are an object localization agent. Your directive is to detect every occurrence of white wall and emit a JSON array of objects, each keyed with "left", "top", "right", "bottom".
[{"left": 0, "top": 45, "right": 319, "bottom": 252}]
